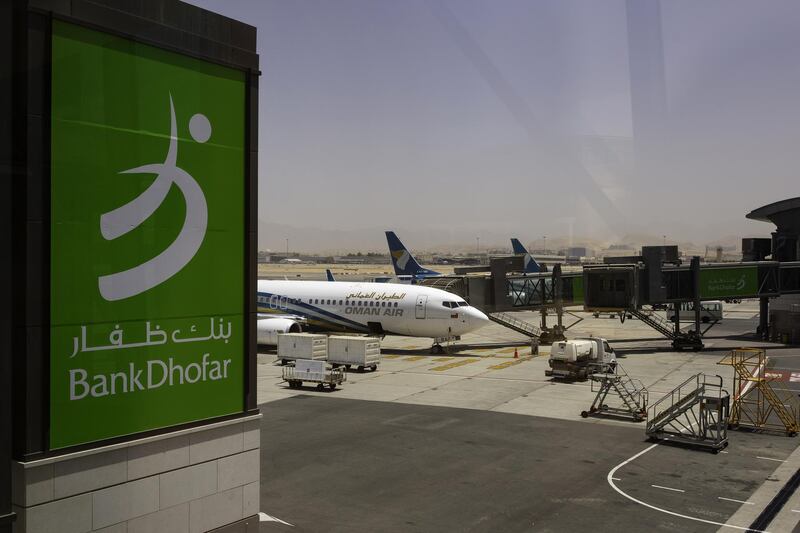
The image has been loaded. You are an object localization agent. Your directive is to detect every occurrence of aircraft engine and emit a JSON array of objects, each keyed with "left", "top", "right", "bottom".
[{"left": 256, "top": 318, "right": 302, "bottom": 345}]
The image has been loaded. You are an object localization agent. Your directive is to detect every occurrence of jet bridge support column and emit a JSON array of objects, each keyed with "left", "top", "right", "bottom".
[
  {"left": 554, "top": 264, "right": 564, "bottom": 331},
  {"left": 759, "top": 297, "right": 769, "bottom": 340},
  {"left": 538, "top": 264, "right": 566, "bottom": 344},
  {"left": 692, "top": 257, "right": 702, "bottom": 336}
]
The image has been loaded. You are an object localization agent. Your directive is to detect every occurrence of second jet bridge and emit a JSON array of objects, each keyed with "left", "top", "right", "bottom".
[{"left": 419, "top": 253, "right": 800, "bottom": 350}]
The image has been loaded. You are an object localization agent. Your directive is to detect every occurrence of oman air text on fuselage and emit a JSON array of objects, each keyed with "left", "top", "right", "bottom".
[{"left": 69, "top": 353, "right": 232, "bottom": 400}]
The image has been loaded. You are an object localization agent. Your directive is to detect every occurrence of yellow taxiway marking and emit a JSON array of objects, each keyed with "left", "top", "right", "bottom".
[
  {"left": 488, "top": 356, "right": 533, "bottom": 370},
  {"left": 433, "top": 357, "right": 455, "bottom": 362},
  {"left": 382, "top": 355, "right": 402, "bottom": 359},
  {"left": 431, "top": 358, "right": 480, "bottom": 371},
  {"left": 404, "top": 356, "right": 427, "bottom": 362}
]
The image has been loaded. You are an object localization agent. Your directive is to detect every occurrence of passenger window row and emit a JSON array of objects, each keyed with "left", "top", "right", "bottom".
[{"left": 301, "top": 299, "right": 399, "bottom": 307}]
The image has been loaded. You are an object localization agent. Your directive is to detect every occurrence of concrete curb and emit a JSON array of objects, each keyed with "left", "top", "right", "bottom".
[{"left": 717, "top": 440, "right": 800, "bottom": 532}]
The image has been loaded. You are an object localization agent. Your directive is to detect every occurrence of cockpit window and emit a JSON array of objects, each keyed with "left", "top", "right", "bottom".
[
  {"left": 458, "top": 301, "right": 469, "bottom": 307},
  {"left": 442, "top": 301, "right": 454, "bottom": 308}
]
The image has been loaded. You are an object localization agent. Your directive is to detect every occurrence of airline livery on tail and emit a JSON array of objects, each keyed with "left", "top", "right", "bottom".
[
  {"left": 510, "top": 238, "right": 543, "bottom": 274},
  {"left": 385, "top": 231, "right": 441, "bottom": 282}
]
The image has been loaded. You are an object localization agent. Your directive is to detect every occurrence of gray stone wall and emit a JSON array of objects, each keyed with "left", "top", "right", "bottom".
[{"left": 12, "top": 416, "right": 260, "bottom": 533}]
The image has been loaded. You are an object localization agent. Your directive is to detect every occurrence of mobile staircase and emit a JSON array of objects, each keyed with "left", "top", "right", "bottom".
[
  {"left": 628, "top": 307, "right": 704, "bottom": 351},
  {"left": 645, "top": 373, "right": 729, "bottom": 452},
  {"left": 488, "top": 312, "right": 541, "bottom": 339},
  {"left": 718, "top": 348, "right": 800, "bottom": 436},
  {"left": 582, "top": 364, "right": 648, "bottom": 422}
]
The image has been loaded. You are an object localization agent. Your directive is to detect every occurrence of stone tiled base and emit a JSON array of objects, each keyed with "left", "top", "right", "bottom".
[{"left": 12, "top": 415, "right": 261, "bottom": 533}]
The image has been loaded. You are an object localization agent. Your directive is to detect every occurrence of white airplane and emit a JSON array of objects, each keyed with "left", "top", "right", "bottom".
[{"left": 256, "top": 279, "right": 489, "bottom": 352}]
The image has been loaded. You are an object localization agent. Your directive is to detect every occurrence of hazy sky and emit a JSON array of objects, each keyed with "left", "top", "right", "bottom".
[{"left": 187, "top": 0, "right": 799, "bottom": 252}]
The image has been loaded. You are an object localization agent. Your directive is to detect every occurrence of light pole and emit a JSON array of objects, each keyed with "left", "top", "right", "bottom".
[
  {"left": 662, "top": 235, "right": 666, "bottom": 247},
  {"left": 286, "top": 238, "right": 289, "bottom": 257},
  {"left": 476, "top": 236, "right": 480, "bottom": 254},
  {"left": 543, "top": 236, "right": 547, "bottom": 254}
]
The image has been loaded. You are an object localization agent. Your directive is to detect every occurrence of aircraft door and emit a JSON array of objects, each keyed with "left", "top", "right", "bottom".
[
  {"left": 269, "top": 295, "right": 278, "bottom": 309},
  {"left": 280, "top": 296, "right": 288, "bottom": 310},
  {"left": 415, "top": 295, "right": 427, "bottom": 319}
]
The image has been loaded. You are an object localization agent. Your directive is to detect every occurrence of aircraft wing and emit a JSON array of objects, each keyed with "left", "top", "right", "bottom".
[{"left": 257, "top": 313, "right": 307, "bottom": 324}]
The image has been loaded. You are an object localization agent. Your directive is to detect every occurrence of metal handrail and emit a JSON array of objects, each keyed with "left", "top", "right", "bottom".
[
  {"left": 591, "top": 363, "right": 649, "bottom": 408},
  {"left": 648, "top": 375, "right": 702, "bottom": 426},
  {"left": 489, "top": 312, "right": 540, "bottom": 335},
  {"left": 648, "top": 374, "right": 726, "bottom": 427}
]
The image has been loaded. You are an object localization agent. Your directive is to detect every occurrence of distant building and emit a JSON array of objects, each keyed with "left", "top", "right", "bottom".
[{"left": 566, "top": 246, "right": 591, "bottom": 258}]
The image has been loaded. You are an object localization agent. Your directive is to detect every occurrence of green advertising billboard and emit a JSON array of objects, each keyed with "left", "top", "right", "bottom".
[
  {"left": 570, "top": 276, "right": 584, "bottom": 305},
  {"left": 50, "top": 21, "right": 245, "bottom": 449},
  {"left": 699, "top": 267, "right": 758, "bottom": 299}
]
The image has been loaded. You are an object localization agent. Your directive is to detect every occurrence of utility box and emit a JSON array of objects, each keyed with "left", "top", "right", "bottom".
[
  {"left": 327, "top": 336, "right": 381, "bottom": 371},
  {"left": 278, "top": 333, "right": 328, "bottom": 362},
  {"left": 295, "top": 359, "right": 327, "bottom": 381}
]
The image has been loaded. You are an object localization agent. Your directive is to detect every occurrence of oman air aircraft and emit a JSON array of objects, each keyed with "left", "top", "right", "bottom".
[
  {"left": 385, "top": 231, "right": 441, "bottom": 283},
  {"left": 510, "top": 238, "right": 543, "bottom": 274},
  {"left": 255, "top": 279, "right": 489, "bottom": 353}
]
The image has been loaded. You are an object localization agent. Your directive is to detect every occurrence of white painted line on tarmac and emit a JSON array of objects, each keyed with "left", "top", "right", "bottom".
[
  {"left": 651, "top": 484, "right": 685, "bottom": 493},
  {"left": 259, "top": 512, "right": 294, "bottom": 526},
  {"left": 607, "top": 444, "right": 769, "bottom": 532},
  {"left": 718, "top": 497, "right": 754, "bottom": 505},
  {"left": 719, "top": 450, "right": 729, "bottom": 454},
  {"left": 756, "top": 456, "right": 786, "bottom": 463},
  {"left": 611, "top": 477, "right": 622, "bottom": 481},
  {"left": 792, "top": 509, "right": 800, "bottom": 513}
]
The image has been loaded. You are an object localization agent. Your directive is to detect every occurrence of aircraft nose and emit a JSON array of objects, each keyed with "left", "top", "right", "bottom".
[{"left": 465, "top": 307, "right": 490, "bottom": 328}]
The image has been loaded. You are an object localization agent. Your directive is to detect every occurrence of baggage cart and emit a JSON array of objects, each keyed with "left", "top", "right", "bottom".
[{"left": 282, "top": 359, "right": 346, "bottom": 391}]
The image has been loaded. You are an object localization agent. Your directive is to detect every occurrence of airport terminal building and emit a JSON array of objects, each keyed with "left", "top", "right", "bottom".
[{"left": 747, "top": 197, "right": 800, "bottom": 343}]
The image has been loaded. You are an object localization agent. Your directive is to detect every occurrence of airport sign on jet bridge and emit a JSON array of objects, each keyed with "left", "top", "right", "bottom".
[
  {"left": 50, "top": 21, "right": 245, "bottom": 449},
  {"left": 698, "top": 266, "right": 758, "bottom": 299}
]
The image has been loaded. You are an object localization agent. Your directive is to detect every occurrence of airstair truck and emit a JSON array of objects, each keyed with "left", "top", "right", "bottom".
[{"left": 546, "top": 337, "right": 616, "bottom": 380}]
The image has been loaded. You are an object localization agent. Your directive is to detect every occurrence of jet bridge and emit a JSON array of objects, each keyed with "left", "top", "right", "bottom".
[
  {"left": 419, "top": 257, "right": 583, "bottom": 342},
  {"left": 420, "top": 251, "right": 800, "bottom": 350}
]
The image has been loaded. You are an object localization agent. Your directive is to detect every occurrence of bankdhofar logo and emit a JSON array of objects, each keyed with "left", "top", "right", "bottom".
[{"left": 99, "top": 94, "right": 210, "bottom": 301}]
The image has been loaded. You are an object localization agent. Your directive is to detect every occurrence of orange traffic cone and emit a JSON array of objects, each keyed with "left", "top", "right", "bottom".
[{"left": 514, "top": 348, "right": 519, "bottom": 359}]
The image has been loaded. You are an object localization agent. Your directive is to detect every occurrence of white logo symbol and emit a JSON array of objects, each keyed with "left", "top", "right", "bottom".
[
  {"left": 391, "top": 249, "right": 411, "bottom": 270},
  {"left": 98, "top": 94, "right": 210, "bottom": 301},
  {"left": 524, "top": 254, "right": 532, "bottom": 270},
  {"left": 735, "top": 274, "right": 746, "bottom": 291}
]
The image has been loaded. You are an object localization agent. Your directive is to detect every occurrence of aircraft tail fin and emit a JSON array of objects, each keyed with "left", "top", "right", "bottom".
[
  {"left": 511, "top": 238, "right": 541, "bottom": 273},
  {"left": 385, "top": 231, "right": 439, "bottom": 277},
  {"left": 511, "top": 238, "right": 528, "bottom": 255},
  {"left": 325, "top": 269, "right": 336, "bottom": 282},
  {"left": 522, "top": 253, "right": 542, "bottom": 273}
]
